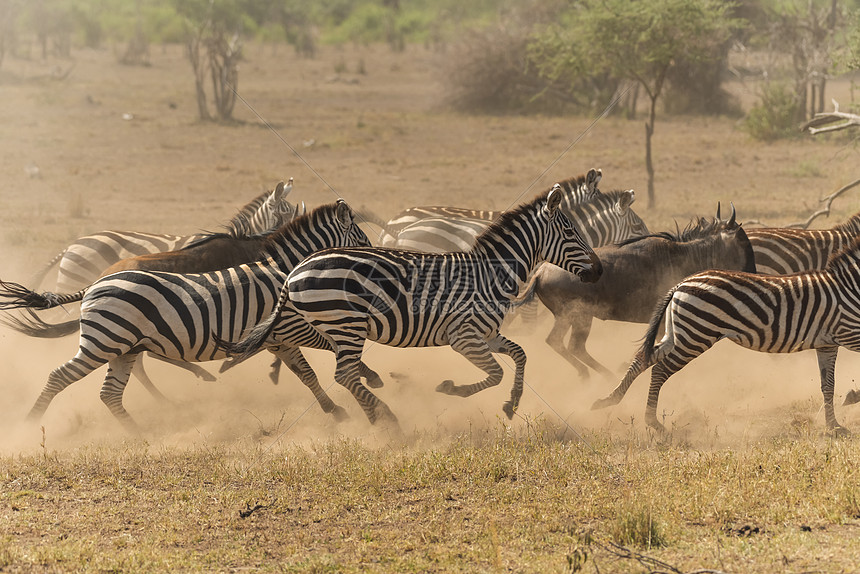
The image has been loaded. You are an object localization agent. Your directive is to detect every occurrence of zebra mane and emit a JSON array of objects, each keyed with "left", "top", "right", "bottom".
[
  {"left": 550, "top": 172, "right": 595, "bottom": 204},
  {"left": 472, "top": 189, "right": 552, "bottom": 249},
  {"left": 222, "top": 188, "right": 273, "bottom": 236},
  {"left": 260, "top": 201, "right": 342, "bottom": 251},
  {"left": 834, "top": 211, "right": 860, "bottom": 234},
  {"left": 825, "top": 235, "right": 860, "bottom": 271},
  {"left": 615, "top": 216, "right": 723, "bottom": 247}
]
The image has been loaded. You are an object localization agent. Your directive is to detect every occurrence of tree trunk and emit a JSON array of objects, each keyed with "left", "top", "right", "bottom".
[
  {"left": 187, "top": 34, "right": 211, "bottom": 121},
  {"left": 645, "top": 94, "right": 657, "bottom": 208}
]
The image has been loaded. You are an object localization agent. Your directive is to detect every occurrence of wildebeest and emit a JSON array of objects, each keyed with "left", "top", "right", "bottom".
[{"left": 516, "top": 206, "right": 756, "bottom": 380}]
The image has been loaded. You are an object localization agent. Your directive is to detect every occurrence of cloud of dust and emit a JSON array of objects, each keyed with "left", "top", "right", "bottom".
[{"left": 2, "top": 285, "right": 859, "bottom": 458}]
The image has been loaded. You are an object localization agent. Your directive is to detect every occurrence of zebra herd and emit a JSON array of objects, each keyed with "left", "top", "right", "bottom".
[{"left": 1, "top": 169, "right": 859, "bottom": 436}]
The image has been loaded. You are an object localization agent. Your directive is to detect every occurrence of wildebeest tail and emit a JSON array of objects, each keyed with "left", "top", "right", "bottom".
[{"left": 0, "top": 309, "right": 79, "bottom": 338}]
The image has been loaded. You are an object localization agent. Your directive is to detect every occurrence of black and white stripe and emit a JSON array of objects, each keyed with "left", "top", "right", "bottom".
[
  {"left": 0, "top": 200, "right": 370, "bottom": 428},
  {"left": 33, "top": 180, "right": 300, "bottom": 292},
  {"left": 227, "top": 187, "right": 603, "bottom": 428},
  {"left": 370, "top": 169, "right": 648, "bottom": 252},
  {"left": 747, "top": 212, "right": 860, "bottom": 275},
  {"left": 593, "top": 237, "right": 860, "bottom": 434}
]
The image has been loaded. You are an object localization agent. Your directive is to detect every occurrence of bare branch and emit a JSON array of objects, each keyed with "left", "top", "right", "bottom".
[
  {"left": 802, "top": 99, "right": 860, "bottom": 135},
  {"left": 786, "top": 178, "right": 860, "bottom": 228}
]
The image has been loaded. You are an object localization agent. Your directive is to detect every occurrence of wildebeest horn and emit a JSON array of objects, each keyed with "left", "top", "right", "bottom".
[
  {"left": 715, "top": 202, "right": 721, "bottom": 221},
  {"left": 728, "top": 202, "right": 736, "bottom": 227}
]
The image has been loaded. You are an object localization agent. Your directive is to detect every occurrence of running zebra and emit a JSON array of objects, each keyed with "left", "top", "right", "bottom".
[
  {"left": 747, "top": 212, "right": 860, "bottom": 275},
  {"left": 31, "top": 180, "right": 301, "bottom": 292},
  {"left": 0, "top": 200, "right": 370, "bottom": 429},
  {"left": 390, "top": 187, "right": 645, "bottom": 253},
  {"left": 591, "top": 237, "right": 860, "bottom": 435},
  {"left": 364, "top": 168, "right": 648, "bottom": 252},
  {"left": 221, "top": 187, "right": 603, "bottom": 427}
]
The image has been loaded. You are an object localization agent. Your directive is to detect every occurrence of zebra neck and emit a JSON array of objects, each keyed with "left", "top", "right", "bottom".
[
  {"left": 264, "top": 241, "right": 316, "bottom": 272},
  {"left": 471, "top": 235, "right": 538, "bottom": 299},
  {"left": 836, "top": 213, "right": 860, "bottom": 235}
]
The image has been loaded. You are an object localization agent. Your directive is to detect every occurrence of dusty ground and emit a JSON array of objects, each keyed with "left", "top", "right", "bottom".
[{"left": 0, "top": 43, "right": 859, "bottom": 453}]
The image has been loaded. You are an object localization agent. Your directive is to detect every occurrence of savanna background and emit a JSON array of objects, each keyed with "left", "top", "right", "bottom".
[{"left": 1, "top": 0, "right": 860, "bottom": 572}]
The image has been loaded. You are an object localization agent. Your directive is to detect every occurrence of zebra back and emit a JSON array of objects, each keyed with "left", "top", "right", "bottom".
[
  {"left": 43, "top": 183, "right": 297, "bottom": 292},
  {"left": 747, "top": 216, "right": 860, "bottom": 275}
]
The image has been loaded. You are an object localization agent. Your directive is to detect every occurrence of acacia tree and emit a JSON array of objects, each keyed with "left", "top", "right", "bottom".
[
  {"left": 172, "top": 0, "right": 258, "bottom": 122},
  {"left": 535, "top": 0, "right": 742, "bottom": 207}
]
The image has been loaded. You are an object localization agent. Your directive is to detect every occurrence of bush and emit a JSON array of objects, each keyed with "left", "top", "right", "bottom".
[{"left": 744, "top": 81, "right": 803, "bottom": 141}]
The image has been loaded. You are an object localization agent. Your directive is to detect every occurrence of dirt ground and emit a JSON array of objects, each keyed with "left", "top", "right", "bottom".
[{"left": 0, "top": 43, "right": 859, "bottom": 453}]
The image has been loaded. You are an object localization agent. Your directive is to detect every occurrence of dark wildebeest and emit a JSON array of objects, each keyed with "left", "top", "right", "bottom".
[{"left": 516, "top": 206, "right": 756, "bottom": 380}]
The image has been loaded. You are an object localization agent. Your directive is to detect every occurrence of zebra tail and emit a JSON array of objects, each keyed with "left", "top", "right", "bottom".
[
  {"left": 641, "top": 285, "right": 678, "bottom": 363},
  {"left": 509, "top": 274, "right": 538, "bottom": 309},
  {"left": 215, "top": 310, "right": 280, "bottom": 371},
  {"left": 27, "top": 249, "right": 66, "bottom": 289},
  {"left": 0, "top": 279, "right": 84, "bottom": 311},
  {"left": 0, "top": 310, "right": 79, "bottom": 338},
  {"left": 354, "top": 208, "right": 396, "bottom": 244}
]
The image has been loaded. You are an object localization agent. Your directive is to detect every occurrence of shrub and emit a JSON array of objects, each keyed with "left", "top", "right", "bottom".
[{"left": 744, "top": 81, "right": 803, "bottom": 141}]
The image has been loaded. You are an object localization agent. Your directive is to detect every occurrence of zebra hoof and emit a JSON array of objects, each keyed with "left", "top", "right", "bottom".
[
  {"left": 591, "top": 396, "right": 618, "bottom": 410},
  {"left": 436, "top": 380, "right": 455, "bottom": 395},
  {"left": 843, "top": 389, "right": 860, "bottom": 406},
  {"left": 828, "top": 425, "right": 851, "bottom": 438},
  {"left": 502, "top": 401, "right": 515, "bottom": 419},
  {"left": 331, "top": 406, "right": 349, "bottom": 422},
  {"left": 364, "top": 374, "right": 385, "bottom": 389}
]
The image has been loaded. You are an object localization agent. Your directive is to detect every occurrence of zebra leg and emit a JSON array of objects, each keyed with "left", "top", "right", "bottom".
[
  {"left": 591, "top": 348, "right": 656, "bottom": 410},
  {"left": 488, "top": 334, "right": 527, "bottom": 419},
  {"left": 436, "top": 327, "right": 505, "bottom": 403},
  {"left": 644, "top": 345, "right": 708, "bottom": 433},
  {"left": 99, "top": 354, "right": 141, "bottom": 432},
  {"left": 545, "top": 314, "right": 591, "bottom": 380},
  {"left": 566, "top": 315, "right": 615, "bottom": 380},
  {"left": 28, "top": 354, "right": 104, "bottom": 422},
  {"left": 358, "top": 361, "right": 385, "bottom": 389},
  {"left": 815, "top": 347, "right": 848, "bottom": 435},
  {"left": 333, "top": 342, "right": 399, "bottom": 427},
  {"left": 271, "top": 346, "right": 348, "bottom": 421}
]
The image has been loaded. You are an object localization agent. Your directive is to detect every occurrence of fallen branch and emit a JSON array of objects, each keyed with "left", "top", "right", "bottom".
[
  {"left": 785, "top": 178, "right": 860, "bottom": 229},
  {"left": 802, "top": 100, "right": 860, "bottom": 135},
  {"left": 593, "top": 540, "right": 729, "bottom": 574}
]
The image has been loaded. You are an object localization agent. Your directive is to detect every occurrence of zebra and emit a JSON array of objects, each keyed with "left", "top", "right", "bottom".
[
  {"left": 0, "top": 200, "right": 371, "bottom": 429},
  {"left": 591, "top": 237, "right": 860, "bottom": 435},
  {"left": 362, "top": 168, "right": 648, "bottom": 252},
  {"left": 219, "top": 186, "right": 603, "bottom": 427},
  {"left": 31, "top": 179, "right": 301, "bottom": 292},
  {"left": 388, "top": 188, "right": 646, "bottom": 253},
  {"left": 746, "top": 212, "right": 860, "bottom": 275}
]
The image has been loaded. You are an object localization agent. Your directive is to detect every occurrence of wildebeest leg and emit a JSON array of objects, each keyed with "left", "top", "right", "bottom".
[
  {"left": 131, "top": 356, "right": 171, "bottom": 404},
  {"left": 545, "top": 313, "right": 591, "bottom": 379},
  {"left": 147, "top": 354, "right": 217, "bottom": 382},
  {"left": 268, "top": 356, "right": 282, "bottom": 385},
  {"left": 816, "top": 347, "right": 848, "bottom": 435},
  {"left": 566, "top": 314, "right": 614, "bottom": 380}
]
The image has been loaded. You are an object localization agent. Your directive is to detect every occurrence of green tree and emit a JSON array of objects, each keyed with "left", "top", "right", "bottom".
[{"left": 534, "top": 0, "right": 743, "bottom": 207}]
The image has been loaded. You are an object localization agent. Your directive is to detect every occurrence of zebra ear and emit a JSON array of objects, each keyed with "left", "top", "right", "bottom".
[
  {"left": 282, "top": 177, "right": 294, "bottom": 197},
  {"left": 617, "top": 190, "right": 635, "bottom": 211},
  {"left": 336, "top": 199, "right": 354, "bottom": 227},
  {"left": 586, "top": 168, "right": 602, "bottom": 196},
  {"left": 546, "top": 185, "right": 563, "bottom": 216},
  {"left": 272, "top": 181, "right": 286, "bottom": 201}
]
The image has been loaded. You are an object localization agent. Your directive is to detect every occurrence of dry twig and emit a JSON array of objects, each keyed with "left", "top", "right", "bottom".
[
  {"left": 801, "top": 100, "right": 860, "bottom": 135},
  {"left": 785, "top": 178, "right": 860, "bottom": 229}
]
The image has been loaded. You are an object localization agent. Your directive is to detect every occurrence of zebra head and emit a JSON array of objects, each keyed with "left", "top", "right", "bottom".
[
  {"left": 543, "top": 185, "right": 603, "bottom": 283},
  {"left": 611, "top": 189, "right": 649, "bottom": 238},
  {"left": 333, "top": 199, "right": 373, "bottom": 248}
]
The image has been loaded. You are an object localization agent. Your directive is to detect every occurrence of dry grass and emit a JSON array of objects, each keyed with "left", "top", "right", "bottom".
[
  {"left": 0, "top": 43, "right": 859, "bottom": 572},
  {"left": 2, "top": 423, "right": 860, "bottom": 572}
]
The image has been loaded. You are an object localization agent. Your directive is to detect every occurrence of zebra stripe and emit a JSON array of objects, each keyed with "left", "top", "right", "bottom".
[
  {"left": 747, "top": 212, "right": 860, "bottom": 275},
  {"left": 283, "top": 187, "right": 602, "bottom": 427},
  {"left": 385, "top": 187, "right": 646, "bottom": 253},
  {"left": 0, "top": 200, "right": 370, "bottom": 429},
  {"left": 35, "top": 180, "right": 299, "bottom": 292},
  {"left": 592, "top": 238, "right": 860, "bottom": 434},
  {"left": 374, "top": 168, "right": 618, "bottom": 248}
]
